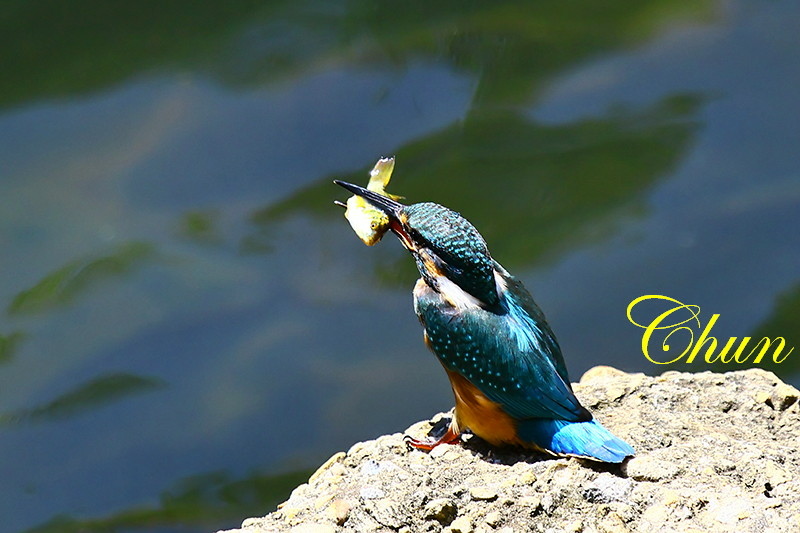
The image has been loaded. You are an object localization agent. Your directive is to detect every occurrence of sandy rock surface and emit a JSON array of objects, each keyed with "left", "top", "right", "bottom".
[{"left": 221, "top": 368, "right": 800, "bottom": 533}]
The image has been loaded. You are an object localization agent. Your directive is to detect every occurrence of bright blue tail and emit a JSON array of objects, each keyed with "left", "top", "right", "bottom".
[{"left": 517, "top": 418, "right": 634, "bottom": 463}]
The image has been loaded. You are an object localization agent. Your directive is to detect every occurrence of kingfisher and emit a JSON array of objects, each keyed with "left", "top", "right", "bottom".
[{"left": 335, "top": 180, "right": 635, "bottom": 463}]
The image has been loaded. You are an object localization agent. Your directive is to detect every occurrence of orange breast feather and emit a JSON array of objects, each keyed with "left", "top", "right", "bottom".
[{"left": 446, "top": 370, "right": 521, "bottom": 447}]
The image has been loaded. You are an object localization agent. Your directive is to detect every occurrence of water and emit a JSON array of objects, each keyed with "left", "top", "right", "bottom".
[{"left": 2, "top": 1, "right": 799, "bottom": 531}]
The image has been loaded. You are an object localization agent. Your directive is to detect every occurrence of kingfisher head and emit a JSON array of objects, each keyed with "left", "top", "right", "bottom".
[{"left": 335, "top": 180, "right": 500, "bottom": 310}]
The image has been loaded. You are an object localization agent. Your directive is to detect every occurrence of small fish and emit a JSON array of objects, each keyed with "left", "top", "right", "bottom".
[{"left": 336, "top": 156, "right": 402, "bottom": 246}]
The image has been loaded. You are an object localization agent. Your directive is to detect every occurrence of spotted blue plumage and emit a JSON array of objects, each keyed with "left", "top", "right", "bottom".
[
  {"left": 406, "top": 203, "right": 634, "bottom": 463},
  {"left": 415, "top": 270, "right": 589, "bottom": 422},
  {"left": 334, "top": 177, "right": 633, "bottom": 463},
  {"left": 404, "top": 203, "right": 499, "bottom": 308}
]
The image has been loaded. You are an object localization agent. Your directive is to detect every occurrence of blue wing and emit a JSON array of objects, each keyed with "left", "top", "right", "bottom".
[
  {"left": 492, "top": 262, "right": 573, "bottom": 384},
  {"left": 414, "top": 273, "right": 591, "bottom": 423}
]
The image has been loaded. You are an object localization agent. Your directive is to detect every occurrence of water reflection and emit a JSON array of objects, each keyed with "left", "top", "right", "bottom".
[
  {"left": 253, "top": 94, "right": 705, "bottom": 275},
  {"left": 8, "top": 242, "right": 156, "bottom": 316},
  {"left": 25, "top": 468, "right": 313, "bottom": 533},
  {"left": 2, "top": 0, "right": 713, "bottom": 110},
  {"left": 0, "top": 2, "right": 272, "bottom": 108},
  {"left": 0, "top": 373, "right": 165, "bottom": 426},
  {"left": 733, "top": 282, "right": 799, "bottom": 377},
  {"left": 2, "top": 0, "right": 799, "bottom": 532},
  {"left": 177, "top": 210, "right": 223, "bottom": 245},
  {"left": 0, "top": 331, "right": 24, "bottom": 364}
]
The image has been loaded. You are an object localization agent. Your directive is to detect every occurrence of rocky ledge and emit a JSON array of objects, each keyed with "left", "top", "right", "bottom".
[{"left": 222, "top": 368, "right": 799, "bottom": 533}]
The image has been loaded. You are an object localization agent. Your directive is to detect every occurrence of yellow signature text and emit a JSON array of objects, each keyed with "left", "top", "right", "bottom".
[{"left": 626, "top": 295, "right": 794, "bottom": 365}]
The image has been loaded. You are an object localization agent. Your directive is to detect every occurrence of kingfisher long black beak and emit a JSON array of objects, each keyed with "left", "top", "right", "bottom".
[
  {"left": 333, "top": 180, "right": 405, "bottom": 219},
  {"left": 334, "top": 179, "right": 419, "bottom": 251}
]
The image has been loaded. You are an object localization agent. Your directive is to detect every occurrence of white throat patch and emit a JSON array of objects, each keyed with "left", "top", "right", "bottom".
[{"left": 436, "top": 275, "right": 484, "bottom": 310}]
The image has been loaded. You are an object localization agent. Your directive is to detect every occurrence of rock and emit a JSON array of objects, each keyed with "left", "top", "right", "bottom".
[
  {"left": 469, "top": 486, "right": 498, "bottom": 501},
  {"left": 288, "top": 525, "right": 336, "bottom": 533},
  {"left": 365, "top": 498, "right": 405, "bottom": 529},
  {"left": 768, "top": 382, "right": 799, "bottom": 411},
  {"left": 221, "top": 368, "right": 800, "bottom": 533},
  {"left": 518, "top": 495, "right": 542, "bottom": 510},
  {"left": 324, "top": 499, "right": 350, "bottom": 526},
  {"left": 447, "top": 515, "right": 473, "bottom": 533},
  {"left": 484, "top": 510, "right": 502, "bottom": 527},
  {"left": 428, "top": 442, "right": 455, "bottom": 459},
  {"left": 582, "top": 473, "right": 634, "bottom": 503},
  {"left": 307, "top": 452, "right": 345, "bottom": 484},
  {"left": 358, "top": 486, "right": 384, "bottom": 500},
  {"left": 624, "top": 454, "right": 682, "bottom": 482},
  {"left": 424, "top": 498, "right": 458, "bottom": 524},
  {"left": 580, "top": 365, "right": 629, "bottom": 381}
]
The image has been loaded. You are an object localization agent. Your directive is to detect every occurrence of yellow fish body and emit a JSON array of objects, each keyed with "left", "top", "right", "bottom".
[{"left": 342, "top": 157, "right": 402, "bottom": 246}]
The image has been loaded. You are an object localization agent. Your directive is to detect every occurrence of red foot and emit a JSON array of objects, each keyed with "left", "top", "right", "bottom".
[{"left": 404, "top": 424, "right": 461, "bottom": 450}]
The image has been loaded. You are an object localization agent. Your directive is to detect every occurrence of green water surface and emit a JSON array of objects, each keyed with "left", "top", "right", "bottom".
[{"left": 2, "top": 1, "right": 799, "bottom": 531}]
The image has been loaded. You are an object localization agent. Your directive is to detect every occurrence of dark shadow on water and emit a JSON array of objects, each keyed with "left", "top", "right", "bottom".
[
  {"left": 23, "top": 467, "right": 314, "bottom": 533},
  {"left": 725, "top": 280, "right": 800, "bottom": 378},
  {"left": 1, "top": 0, "right": 713, "bottom": 109},
  {"left": 176, "top": 209, "right": 224, "bottom": 246},
  {"left": 1, "top": 242, "right": 165, "bottom": 425},
  {"left": 7, "top": 242, "right": 157, "bottom": 316},
  {"left": 0, "top": 1, "right": 282, "bottom": 109},
  {"left": 0, "top": 373, "right": 166, "bottom": 426},
  {"left": 249, "top": 93, "right": 705, "bottom": 278},
  {"left": 651, "top": 280, "right": 800, "bottom": 382},
  {"left": 0, "top": 330, "right": 25, "bottom": 364}
]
